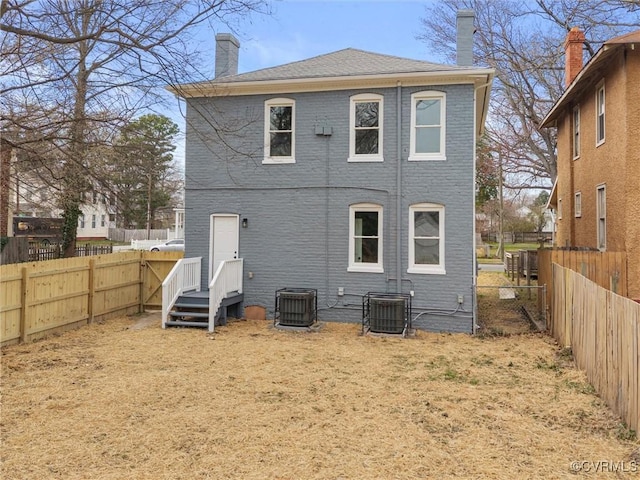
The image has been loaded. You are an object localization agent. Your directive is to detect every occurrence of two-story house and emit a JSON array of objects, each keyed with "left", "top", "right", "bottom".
[
  {"left": 169, "top": 11, "right": 494, "bottom": 333},
  {"left": 542, "top": 28, "right": 640, "bottom": 301}
]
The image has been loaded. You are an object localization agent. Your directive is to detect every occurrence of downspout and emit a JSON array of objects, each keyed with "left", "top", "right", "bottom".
[
  {"left": 396, "top": 82, "right": 402, "bottom": 293},
  {"left": 472, "top": 78, "right": 492, "bottom": 334}
]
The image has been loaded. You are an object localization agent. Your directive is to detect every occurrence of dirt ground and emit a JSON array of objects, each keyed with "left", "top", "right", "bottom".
[{"left": 1, "top": 305, "right": 638, "bottom": 479}]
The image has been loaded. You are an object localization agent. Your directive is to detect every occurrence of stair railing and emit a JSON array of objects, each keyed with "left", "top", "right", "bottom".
[
  {"left": 162, "top": 257, "right": 202, "bottom": 328},
  {"left": 208, "top": 258, "right": 243, "bottom": 332}
]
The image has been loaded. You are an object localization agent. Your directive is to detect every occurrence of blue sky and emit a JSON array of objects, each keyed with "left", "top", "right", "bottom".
[{"left": 229, "top": 0, "right": 443, "bottom": 73}]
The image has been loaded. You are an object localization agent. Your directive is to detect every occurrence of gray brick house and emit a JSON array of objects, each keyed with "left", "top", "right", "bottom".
[{"left": 168, "top": 11, "right": 493, "bottom": 333}]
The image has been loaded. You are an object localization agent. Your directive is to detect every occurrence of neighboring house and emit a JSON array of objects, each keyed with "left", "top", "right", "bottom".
[
  {"left": 542, "top": 28, "right": 640, "bottom": 301},
  {"left": 170, "top": 11, "right": 494, "bottom": 332},
  {"left": 75, "top": 191, "right": 116, "bottom": 240}
]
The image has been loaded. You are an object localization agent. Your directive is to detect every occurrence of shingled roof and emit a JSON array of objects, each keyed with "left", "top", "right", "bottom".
[{"left": 211, "top": 48, "right": 477, "bottom": 84}]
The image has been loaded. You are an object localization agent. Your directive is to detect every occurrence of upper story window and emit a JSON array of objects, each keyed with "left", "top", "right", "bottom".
[
  {"left": 349, "top": 93, "right": 383, "bottom": 162},
  {"left": 264, "top": 98, "right": 295, "bottom": 164},
  {"left": 408, "top": 203, "right": 446, "bottom": 275},
  {"left": 596, "top": 83, "right": 605, "bottom": 146},
  {"left": 409, "top": 91, "right": 446, "bottom": 161},
  {"left": 572, "top": 105, "right": 580, "bottom": 159},
  {"left": 348, "top": 203, "right": 383, "bottom": 273}
]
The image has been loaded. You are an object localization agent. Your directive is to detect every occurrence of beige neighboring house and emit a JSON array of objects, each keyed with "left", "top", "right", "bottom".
[
  {"left": 3, "top": 149, "right": 116, "bottom": 240},
  {"left": 542, "top": 28, "right": 640, "bottom": 301}
]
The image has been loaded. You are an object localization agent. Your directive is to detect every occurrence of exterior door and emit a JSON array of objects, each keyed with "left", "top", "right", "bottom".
[{"left": 209, "top": 214, "right": 239, "bottom": 283}]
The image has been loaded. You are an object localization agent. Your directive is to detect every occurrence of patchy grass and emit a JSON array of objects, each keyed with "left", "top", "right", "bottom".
[{"left": 1, "top": 314, "right": 638, "bottom": 479}]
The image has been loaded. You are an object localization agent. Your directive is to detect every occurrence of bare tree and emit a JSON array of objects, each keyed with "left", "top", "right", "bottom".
[
  {"left": 419, "top": 0, "right": 640, "bottom": 190},
  {"left": 1, "top": 0, "right": 268, "bottom": 255}
]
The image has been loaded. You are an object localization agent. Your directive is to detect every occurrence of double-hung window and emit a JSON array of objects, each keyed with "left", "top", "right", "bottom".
[
  {"left": 408, "top": 203, "right": 445, "bottom": 274},
  {"left": 409, "top": 91, "right": 446, "bottom": 161},
  {"left": 349, "top": 94, "right": 383, "bottom": 162},
  {"left": 91, "top": 214, "right": 96, "bottom": 229},
  {"left": 597, "top": 185, "right": 606, "bottom": 250},
  {"left": 596, "top": 83, "right": 605, "bottom": 146},
  {"left": 348, "top": 203, "right": 383, "bottom": 273},
  {"left": 264, "top": 98, "right": 295, "bottom": 164},
  {"left": 572, "top": 105, "right": 580, "bottom": 159},
  {"left": 78, "top": 214, "right": 85, "bottom": 229}
]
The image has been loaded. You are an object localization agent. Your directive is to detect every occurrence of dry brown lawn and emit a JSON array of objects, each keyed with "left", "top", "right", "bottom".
[{"left": 1, "top": 304, "right": 639, "bottom": 479}]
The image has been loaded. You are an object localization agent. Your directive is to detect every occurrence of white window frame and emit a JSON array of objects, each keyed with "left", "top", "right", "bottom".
[
  {"left": 409, "top": 91, "right": 446, "bottom": 161},
  {"left": 597, "top": 185, "right": 606, "bottom": 251},
  {"left": 596, "top": 83, "right": 605, "bottom": 146},
  {"left": 572, "top": 105, "right": 580, "bottom": 159},
  {"left": 348, "top": 203, "right": 383, "bottom": 273},
  {"left": 574, "top": 192, "right": 582, "bottom": 218},
  {"left": 101, "top": 214, "right": 106, "bottom": 227},
  {"left": 348, "top": 93, "right": 384, "bottom": 162},
  {"left": 408, "top": 203, "right": 446, "bottom": 275},
  {"left": 264, "top": 98, "right": 295, "bottom": 164},
  {"left": 78, "top": 214, "right": 85, "bottom": 229},
  {"left": 91, "top": 214, "right": 96, "bottom": 229}
]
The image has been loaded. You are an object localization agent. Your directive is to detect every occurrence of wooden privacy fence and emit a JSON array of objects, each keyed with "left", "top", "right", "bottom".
[
  {"left": 551, "top": 264, "right": 639, "bottom": 434},
  {"left": 538, "top": 249, "right": 627, "bottom": 322},
  {"left": 0, "top": 251, "right": 182, "bottom": 346}
]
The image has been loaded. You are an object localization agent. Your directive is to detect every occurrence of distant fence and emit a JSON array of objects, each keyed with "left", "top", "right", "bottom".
[
  {"left": 484, "top": 232, "right": 550, "bottom": 244},
  {"left": 538, "top": 249, "right": 628, "bottom": 322},
  {"left": 550, "top": 265, "right": 639, "bottom": 433},
  {"left": 108, "top": 228, "right": 169, "bottom": 243},
  {"left": 27, "top": 243, "right": 114, "bottom": 262},
  {"left": 0, "top": 251, "right": 183, "bottom": 346}
]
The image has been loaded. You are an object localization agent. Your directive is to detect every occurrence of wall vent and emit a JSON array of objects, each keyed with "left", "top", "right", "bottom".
[
  {"left": 363, "top": 292, "right": 411, "bottom": 335},
  {"left": 275, "top": 288, "right": 317, "bottom": 327}
]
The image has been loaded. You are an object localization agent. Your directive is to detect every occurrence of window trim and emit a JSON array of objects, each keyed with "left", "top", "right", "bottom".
[
  {"left": 572, "top": 105, "right": 580, "bottom": 159},
  {"left": 348, "top": 203, "right": 384, "bottom": 273},
  {"left": 597, "top": 184, "right": 606, "bottom": 251},
  {"left": 408, "top": 203, "right": 446, "bottom": 275},
  {"left": 596, "top": 82, "right": 605, "bottom": 146},
  {"left": 348, "top": 93, "right": 384, "bottom": 162},
  {"left": 263, "top": 98, "right": 295, "bottom": 164},
  {"left": 574, "top": 191, "right": 582, "bottom": 218},
  {"left": 558, "top": 198, "right": 563, "bottom": 220},
  {"left": 409, "top": 91, "right": 446, "bottom": 162}
]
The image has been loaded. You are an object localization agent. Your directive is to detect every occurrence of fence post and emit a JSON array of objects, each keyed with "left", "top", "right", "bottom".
[
  {"left": 20, "top": 267, "right": 29, "bottom": 343},
  {"left": 139, "top": 251, "right": 145, "bottom": 313},
  {"left": 88, "top": 259, "right": 95, "bottom": 324}
]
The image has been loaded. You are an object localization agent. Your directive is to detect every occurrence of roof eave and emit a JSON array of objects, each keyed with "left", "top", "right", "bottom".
[
  {"left": 167, "top": 68, "right": 495, "bottom": 98},
  {"left": 541, "top": 43, "right": 623, "bottom": 128}
]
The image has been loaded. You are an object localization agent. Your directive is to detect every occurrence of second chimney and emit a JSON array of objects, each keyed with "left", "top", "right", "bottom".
[
  {"left": 564, "top": 27, "right": 585, "bottom": 87},
  {"left": 456, "top": 10, "right": 475, "bottom": 66},
  {"left": 215, "top": 33, "right": 240, "bottom": 78}
]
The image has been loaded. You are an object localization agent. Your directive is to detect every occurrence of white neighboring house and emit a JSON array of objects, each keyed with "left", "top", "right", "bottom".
[{"left": 76, "top": 191, "right": 117, "bottom": 240}]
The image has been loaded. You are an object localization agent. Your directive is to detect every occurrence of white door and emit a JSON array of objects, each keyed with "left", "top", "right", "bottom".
[{"left": 209, "top": 215, "right": 239, "bottom": 283}]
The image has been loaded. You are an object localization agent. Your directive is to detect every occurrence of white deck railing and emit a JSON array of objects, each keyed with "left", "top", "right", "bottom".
[
  {"left": 162, "top": 257, "right": 202, "bottom": 328},
  {"left": 208, "top": 259, "right": 243, "bottom": 332}
]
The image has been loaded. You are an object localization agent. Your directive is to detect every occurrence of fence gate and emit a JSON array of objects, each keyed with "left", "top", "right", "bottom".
[{"left": 476, "top": 285, "right": 546, "bottom": 334}]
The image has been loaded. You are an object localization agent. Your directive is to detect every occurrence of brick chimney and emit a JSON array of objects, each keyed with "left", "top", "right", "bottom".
[
  {"left": 215, "top": 33, "right": 240, "bottom": 78},
  {"left": 564, "top": 27, "right": 585, "bottom": 87},
  {"left": 456, "top": 10, "right": 475, "bottom": 66}
]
